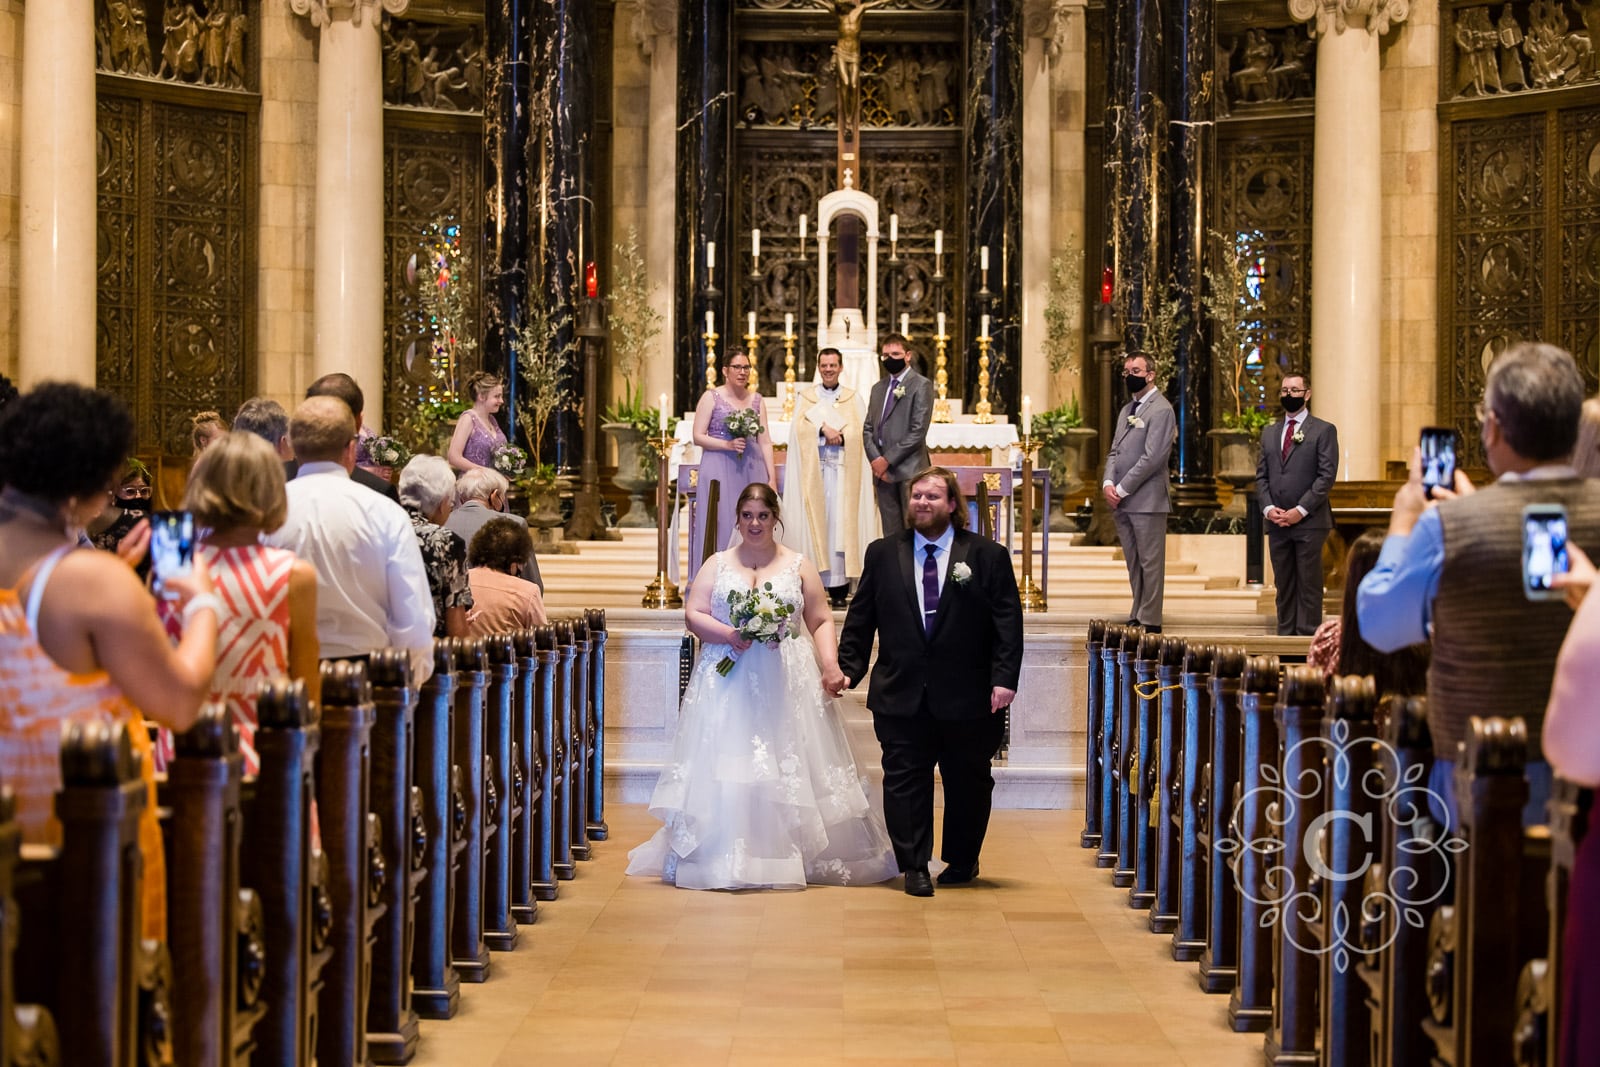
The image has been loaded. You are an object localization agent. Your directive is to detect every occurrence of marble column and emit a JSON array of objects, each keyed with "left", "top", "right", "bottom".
[
  {"left": 672, "top": 0, "right": 732, "bottom": 411},
  {"left": 531, "top": 0, "right": 596, "bottom": 471},
  {"left": 634, "top": 3, "right": 678, "bottom": 416},
  {"left": 1103, "top": 0, "right": 1163, "bottom": 355},
  {"left": 1291, "top": 0, "right": 1408, "bottom": 480},
  {"left": 483, "top": 0, "right": 531, "bottom": 427},
  {"left": 1165, "top": 0, "right": 1217, "bottom": 505},
  {"left": 1019, "top": 2, "right": 1056, "bottom": 417},
  {"left": 292, "top": 0, "right": 407, "bottom": 430},
  {"left": 18, "top": 0, "right": 97, "bottom": 387},
  {"left": 965, "top": 0, "right": 1024, "bottom": 415}
]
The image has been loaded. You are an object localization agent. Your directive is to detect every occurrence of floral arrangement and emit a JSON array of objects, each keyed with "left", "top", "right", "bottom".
[
  {"left": 951, "top": 562, "right": 973, "bottom": 585},
  {"left": 723, "top": 407, "right": 764, "bottom": 441},
  {"left": 491, "top": 443, "right": 528, "bottom": 478},
  {"left": 715, "top": 582, "right": 798, "bottom": 676},
  {"left": 365, "top": 434, "right": 411, "bottom": 469}
]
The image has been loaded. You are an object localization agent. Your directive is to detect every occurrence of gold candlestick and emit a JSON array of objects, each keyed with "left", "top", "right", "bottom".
[
  {"left": 932, "top": 329, "right": 952, "bottom": 423},
  {"left": 781, "top": 332, "right": 798, "bottom": 421},
  {"left": 704, "top": 330, "right": 719, "bottom": 388},
  {"left": 743, "top": 331, "right": 761, "bottom": 392},
  {"left": 1017, "top": 431, "right": 1046, "bottom": 612},
  {"left": 642, "top": 428, "right": 684, "bottom": 609},
  {"left": 974, "top": 335, "right": 994, "bottom": 424}
]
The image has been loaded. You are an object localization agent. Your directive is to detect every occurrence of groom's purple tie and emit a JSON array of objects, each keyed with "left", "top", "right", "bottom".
[{"left": 922, "top": 545, "right": 941, "bottom": 637}]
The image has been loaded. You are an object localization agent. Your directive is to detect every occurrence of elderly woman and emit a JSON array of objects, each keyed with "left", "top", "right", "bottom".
[
  {"left": 0, "top": 382, "right": 218, "bottom": 942},
  {"left": 445, "top": 466, "right": 544, "bottom": 592},
  {"left": 466, "top": 517, "right": 547, "bottom": 635},
  {"left": 398, "top": 453, "right": 472, "bottom": 637}
]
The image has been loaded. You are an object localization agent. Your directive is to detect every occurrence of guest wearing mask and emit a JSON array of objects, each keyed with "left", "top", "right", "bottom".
[{"left": 1257, "top": 371, "right": 1339, "bottom": 635}]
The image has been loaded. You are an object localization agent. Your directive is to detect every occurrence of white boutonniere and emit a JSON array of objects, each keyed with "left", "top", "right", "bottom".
[
  {"left": 893, "top": 385, "right": 906, "bottom": 399},
  {"left": 1127, "top": 415, "right": 1144, "bottom": 429},
  {"left": 1292, "top": 429, "right": 1305, "bottom": 444},
  {"left": 950, "top": 562, "right": 973, "bottom": 585}
]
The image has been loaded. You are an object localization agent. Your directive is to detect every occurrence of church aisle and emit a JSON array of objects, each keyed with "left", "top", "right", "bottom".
[{"left": 410, "top": 804, "right": 1265, "bottom": 1066}]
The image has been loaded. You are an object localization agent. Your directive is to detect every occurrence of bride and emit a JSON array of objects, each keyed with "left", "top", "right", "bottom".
[{"left": 627, "top": 483, "right": 897, "bottom": 889}]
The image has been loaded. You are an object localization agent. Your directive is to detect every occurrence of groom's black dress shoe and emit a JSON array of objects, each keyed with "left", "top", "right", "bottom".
[
  {"left": 937, "top": 862, "right": 980, "bottom": 886},
  {"left": 903, "top": 868, "right": 934, "bottom": 897}
]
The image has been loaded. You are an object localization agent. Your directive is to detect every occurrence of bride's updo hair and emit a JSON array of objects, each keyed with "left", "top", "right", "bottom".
[{"left": 735, "top": 482, "right": 783, "bottom": 531}]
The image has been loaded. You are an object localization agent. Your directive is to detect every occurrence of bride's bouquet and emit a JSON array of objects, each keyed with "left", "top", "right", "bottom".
[
  {"left": 723, "top": 407, "right": 764, "bottom": 441},
  {"left": 715, "top": 582, "right": 797, "bottom": 675}
]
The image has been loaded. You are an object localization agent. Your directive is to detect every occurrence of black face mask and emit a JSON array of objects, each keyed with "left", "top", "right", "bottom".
[
  {"left": 1281, "top": 395, "right": 1306, "bottom": 414},
  {"left": 882, "top": 357, "right": 907, "bottom": 375},
  {"left": 1124, "top": 374, "right": 1147, "bottom": 395}
]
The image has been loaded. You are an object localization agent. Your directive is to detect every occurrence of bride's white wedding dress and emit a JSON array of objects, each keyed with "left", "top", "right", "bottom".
[{"left": 627, "top": 551, "right": 898, "bottom": 889}]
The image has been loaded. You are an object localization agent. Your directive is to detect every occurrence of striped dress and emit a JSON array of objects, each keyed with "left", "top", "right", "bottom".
[{"left": 0, "top": 544, "right": 168, "bottom": 940}]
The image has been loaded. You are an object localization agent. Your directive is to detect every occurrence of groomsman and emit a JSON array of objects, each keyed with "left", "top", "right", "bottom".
[
  {"left": 781, "top": 348, "right": 879, "bottom": 607},
  {"left": 1257, "top": 371, "right": 1338, "bottom": 635},
  {"left": 1102, "top": 352, "right": 1176, "bottom": 633},
  {"left": 862, "top": 333, "right": 933, "bottom": 534}
]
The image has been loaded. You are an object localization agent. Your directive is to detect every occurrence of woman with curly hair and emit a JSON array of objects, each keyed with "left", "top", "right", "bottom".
[
  {"left": 0, "top": 383, "right": 218, "bottom": 942},
  {"left": 191, "top": 409, "right": 227, "bottom": 455},
  {"left": 446, "top": 371, "right": 509, "bottom": 474}
]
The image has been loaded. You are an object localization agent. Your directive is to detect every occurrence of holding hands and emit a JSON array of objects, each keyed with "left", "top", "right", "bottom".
[
  {"left": 1102, "top": 484, "right": 1121, "bottom": 509},
  {"left": 822, "top": 668, "right": 849, "bottom": 697}
]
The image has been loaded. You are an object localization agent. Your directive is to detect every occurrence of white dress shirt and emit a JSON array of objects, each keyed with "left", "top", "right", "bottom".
[
  {"left": 266, "top": 461, "right": 437, "bottom": 681},
  {"left": 912, "top": 522, "right": 957, "bottom": 623}
]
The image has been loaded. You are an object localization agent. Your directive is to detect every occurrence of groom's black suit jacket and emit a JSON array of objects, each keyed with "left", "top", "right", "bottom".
[{"left": 838, "top": 527, "right": 1024, "bottom": 720}]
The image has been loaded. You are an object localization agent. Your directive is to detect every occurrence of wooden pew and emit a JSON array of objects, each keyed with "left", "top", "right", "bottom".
[
  {"left": 1264, "top": 663, "right": 1325, "bottom": 1062},
  {"left": 14, "top": 720, "right": 172, "bottom": 1067},
  {"left": 1150, "top": 636, "right": 1187, "bottom": 934},
  {"left": 1128, "top": 632, "right": 1162, "bottom": 910},
  {"left": 1198, "top": 647, "right": 1245, "bottom": 995},
  {"left": 508, "top": 630, "right": 542, "bottom": 924},
  {"left": 316, "top": 659, "right": 384, "bottom": 1067},
  {"left": 550, "top": 620, "right": 578, "bottom": 881},
  {"left": 367, "top": 650, "right": 423, "bottom": 1064},
  {"left": 163, "top": 702, "right": 267, "bottom": 1065},
  {"left": 585, "top": 608, "right": 610, "bottom": 843},
  {"left": 1314, "top": 675, "right": 1379, "bottom": 1067},
  {"left": 568, "top": 616, "right": 594, "bottom": 863},
  {"left": 411, "top": 642, "right": 461, "bottom": 1019},
  {"left": 1228, "top": 653, "right": 1281, "bottom": 1032},
  {"left": 449, "top": 637, "right": 492, "bottom": 983},
  {"left": 1516, "top": 778, "right": 1592, "bottom": 1067},
  {"left": 1095, "top": 624, "right": 1129, "bottom": 871},
  {"left": 1171, "top": 642, "right": 1214, "bottom": 962},
  {"left": 1112, "top": 625, "right": 1145, "bottom": 888},
  {"left": 530, "top": 626, "right": 562, "bottom": 901},
  {"left": 0, "top": 789, "right": 58, "bottom": 1067},
  {"left": 482, "top": 634, "right": 521, "bottom": 953},
  {"left": 245, "top": 678, "right": 331, "bottom": 1066},
  {"left": 1081, "top": 619, "right": 1109, "bottom": 851}
]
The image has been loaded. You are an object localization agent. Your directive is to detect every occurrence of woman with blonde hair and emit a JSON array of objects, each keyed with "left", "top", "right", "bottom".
[
  {"left": 447, "top": 370, "right": 509, "bottom": 474},
  {"left": 160, "top": 431, "right": 320, "bottom": 775},
  {"left": 191, "top": 409, "right": 227, "bottom": 455}
]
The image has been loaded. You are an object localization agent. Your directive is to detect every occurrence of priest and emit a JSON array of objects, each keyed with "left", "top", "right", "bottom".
[{"left": 781, "top": 347, "right": 881, "bottom": 607}]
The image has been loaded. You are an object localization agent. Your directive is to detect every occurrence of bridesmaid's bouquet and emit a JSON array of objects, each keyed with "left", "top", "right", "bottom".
[
  {"left": 715, "top": 582, "right": 798, "bottom": 675},
  {"left": 491, "top": 443, "right": 528, "bottom": 477},
  {"left": 723, "top": 407, "right": 764, "bottom": 440},
  {"left": 366, "top": 434, "right": 410, "bottom": 469}
]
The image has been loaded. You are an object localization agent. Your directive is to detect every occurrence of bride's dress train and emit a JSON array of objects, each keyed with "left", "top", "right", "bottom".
[{"left": 626, "top": 553, "right": 897, "bottom": 889}]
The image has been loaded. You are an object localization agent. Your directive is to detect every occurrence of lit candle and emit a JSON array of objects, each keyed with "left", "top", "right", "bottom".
[
  {"left": 752, "top": 228, "right": 760, "bottom": 259},
  {"left": 659, "top": 394, "right": 668, "bottom": 434},
  {"left": 747, "top": 311, "right": 756, "bottom": 336},
  {"left": 980, "top": 245, "right": 989, "bottom": 272},
  {"left": 584, "top": 261, "right": 598, "bottom": 299},
  {"left": 1101, "top": 266, "right": 1114, "bottom": 304},
  {"left": 980, "top": 314, "right": 990, "bottom": 339},
  {"left": 799, "top": 214, "right": 807, "bottom": 242},
  {"left": 937, "top": 310, "right": 946, "bottom": 337},
  {"left": 785, "top": 311, "right": 794, "bottom": 337},
  {"left": 900, "top": 312, "right": 909, "bottom": 337},
  {"left": 705, "top": 309, "right": 715, "bottom": 335},
  {"left": 889, "top": 213, "right": 898, "bottom": 245},
  {"left": 1022, "top": 395, "right": 1032, "bottom": 437},
  {"left": 706, "top": 242, "right": 715, "bottom": 271},
  {"left": 934, "top": 229, "right": 943, "bottom": 257}
]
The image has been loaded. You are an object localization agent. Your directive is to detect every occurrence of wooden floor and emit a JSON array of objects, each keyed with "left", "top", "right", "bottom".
[{"left": 408, "top": 804, "right": 1266, "bottom": 1066}]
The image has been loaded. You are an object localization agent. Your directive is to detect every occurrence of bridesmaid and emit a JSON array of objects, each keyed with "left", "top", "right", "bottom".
[
  {"left": 447, "top": 371, "right": 509, "bottom": 475},
  {"left": 689, "top": 349, "right": 775, "bottom": 569}
]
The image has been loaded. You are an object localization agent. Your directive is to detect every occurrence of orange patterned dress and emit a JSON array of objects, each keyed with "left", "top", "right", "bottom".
[{"left": 0, "top": 545, "right": 166, "bottom": 941}]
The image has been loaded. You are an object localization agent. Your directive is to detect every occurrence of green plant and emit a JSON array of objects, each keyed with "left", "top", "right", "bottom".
[
  {"left": 511, "top": 281, "right": 570, "bottom": 463},
  {"left": 1144, "top": 282, "right": 1189, "bottom": 384},
  {"left": 1219, "top": 407, "right": 1274, "bottom": 435},
  {"left": 608, "top": 226, "right": 663, "bottom": 410},
  {"left": 394, "top": 397, "right": 467, "bottom": 458},
  {"left": 1032, "top": 398, "right": 1086, "bottom": 486},
  {"left": 603, "top": 394, "right": 667, "bottom": 475},
  {"left": 1042, "top": 251, "right": 1083, "bottom": 381},
  {"left": 1203, "top": 229, "right": 1265, "bottom": 422}
]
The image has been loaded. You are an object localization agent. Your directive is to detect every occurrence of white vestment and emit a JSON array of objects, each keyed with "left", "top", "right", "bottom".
[{"left": 780, "top": 383, "right": 880, "bottom": 586}]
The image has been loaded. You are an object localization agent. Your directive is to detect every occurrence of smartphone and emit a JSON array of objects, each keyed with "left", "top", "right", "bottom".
[
  {"left": 1522, "top": 504, "right": 1570, "bottom": 602},
  {"left": 1420, "top": 426, "right": 1459, "bottom": 500},
  {"left": 149, "top": 510, "right": 196, "bottom": 601}
]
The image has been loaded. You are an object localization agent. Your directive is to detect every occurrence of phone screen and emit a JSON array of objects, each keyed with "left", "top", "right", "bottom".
[
  {"left": 149, "top": 511, "right": 195, "bottom": 601},
  {"left": 1420, "top": 427, "right": 1458, "bottom": 499},
  {"left": 1523, "top": 508, "right": 1570, "bottom": 601}
]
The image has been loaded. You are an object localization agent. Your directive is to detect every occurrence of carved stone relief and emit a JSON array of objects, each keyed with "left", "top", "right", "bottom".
[
  {"left": 1449, "top": 2, "right": 1599, "bottom": 99},
  {"left": 382, "top": 18, "right": 485, "bottom": 112},
  {"left": 1218, "top": 27, "right": 1316, "bottom": 113},
  {"left": 736, "top": 41, "right": 960, "bottom": 128},
  {"left": 735, "top": 0, "right": 961, "bottom": 9},
  {"left": 96, "top": 0, "right": 251, "bottom": 91}
]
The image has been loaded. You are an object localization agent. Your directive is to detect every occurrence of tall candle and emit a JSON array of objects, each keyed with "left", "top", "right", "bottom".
[
  {"left": 752, "top": 228, "right": 760, "bottom": 259},
  {"left": 785, "top": 311, "right": 794, "bottom": 337},
  {"left": 747, "top": 311, "right": 756, "bottom": 336},
  {"left": 937, "top": 310, "right": 946, "bottom": 337},
  {"left": 1101, "top": 266, "right": 1114, "bottom": 304},
  {"left": 1022, "top": 395, "right": 1032, "bottom": 437},
  {"left": 706, "top": 242, "right": 715, "bottom": 271},
  {"left": 980, "top": 314, "right": 990, "bottom": 339},
  {"left": 900, "top": 312, "right": 909, "bottom": 337},
  {"left": 889, "top": 213, "right": 898, "bottom": 244},
  {"left": 658, "top": 394, "right": 668, "bottom": 433},
  {"left": 705, "top": 310, "right": 714, "bottom": 335},
  {"left": 980, "top": 245, "right": 989, "bottom": 272},
  {"left": 934, "top": 229, "right": 943, "bottom": 257},
  {"left": 799, "top": 214, "right": 807, "bottom": 242}
]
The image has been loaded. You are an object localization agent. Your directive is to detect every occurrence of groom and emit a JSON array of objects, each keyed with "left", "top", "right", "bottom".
[{"left": 833, "top": 467, "right": 1024, "bottom": 896}]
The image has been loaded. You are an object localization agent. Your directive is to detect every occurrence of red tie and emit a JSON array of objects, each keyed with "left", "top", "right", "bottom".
[{"left": 1281, "top": 418, "right": 1295, "bottom": 462}]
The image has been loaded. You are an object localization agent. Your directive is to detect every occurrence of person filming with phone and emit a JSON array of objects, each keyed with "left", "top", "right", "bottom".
[{"left": 1357, "top": 341, "right": 1600, "bottom": 832}]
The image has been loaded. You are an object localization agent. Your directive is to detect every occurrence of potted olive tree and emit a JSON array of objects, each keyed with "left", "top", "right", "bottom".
[
  {"left": 602, "top": 227, "right": 666, "bottom": 526},
  {"left": 511, "top": 286, "right": 569, "bottom": 541},
  {"left": 1037, "top": 252, "right": 1098, "bottom": 529},
  {"left": 1202, "top": 230, "right": 1269, "bottom": 515}
]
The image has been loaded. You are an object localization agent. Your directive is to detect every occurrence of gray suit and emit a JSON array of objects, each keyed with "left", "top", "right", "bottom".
[
  {"left": 1102, "top": 389, "right": 1176, "bottom": 627},
  {"left": 862, "top": 368, "right": 934, "bottom": 534},
  {"left": 1256, "top": 412, "right": 1338, "bottom": 635},
  {"left": 444, "top": 500, "right": 545, "bottom": 593}
]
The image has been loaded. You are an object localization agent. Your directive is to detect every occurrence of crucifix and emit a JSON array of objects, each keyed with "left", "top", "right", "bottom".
[{"left": 813, "top": 0, "right": 892, "bottom": 186}]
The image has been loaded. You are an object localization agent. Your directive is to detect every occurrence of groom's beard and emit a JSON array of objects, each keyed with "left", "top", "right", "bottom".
[{"left": 910, "top": 514, "right": 952, "bottom": 539}]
